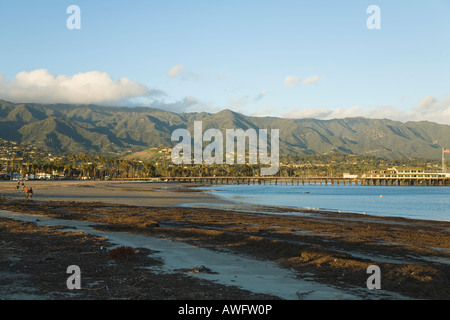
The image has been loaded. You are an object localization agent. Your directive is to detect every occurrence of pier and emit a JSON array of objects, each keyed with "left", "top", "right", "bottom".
[
  {"left": 157, "top": 176, "right": 360, "bottom": 186},
  {"left": 151, "top": 174, "right": 450, "bottom": 186},
  {"left": 117, "top": 167, "right": 450, "bottom": 187}
]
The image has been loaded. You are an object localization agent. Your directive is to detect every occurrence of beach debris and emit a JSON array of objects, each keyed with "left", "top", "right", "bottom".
[
  {"left": 296, "top": 290, "right": 314, "bottom": 300},
  {"left": 108, "top": 245, "right": 138, "bottom": 261},
  {"left": 185, "top": 264, "right": 218, "bottom": 274},
  {"left": 143, "top": 221, "right": 160, "bottom": 228},
  {"left": 0, "top": 240, "right": 13, "bottom": 248}
]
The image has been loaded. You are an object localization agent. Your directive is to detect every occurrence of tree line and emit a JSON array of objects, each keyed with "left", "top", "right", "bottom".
[{"left": 1, "top": 151, "right": 442, "bottom": 180}]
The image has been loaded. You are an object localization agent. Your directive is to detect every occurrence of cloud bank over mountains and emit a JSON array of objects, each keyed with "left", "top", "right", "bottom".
[
  {"left": 0, "top": 69, "right": 449, "bottom": 125},
  {"left": 0, "top": 69, "right": 164, "bottom": 105},
  {"left": 281, "top": 95, "right": 450, "bottom": 125}
]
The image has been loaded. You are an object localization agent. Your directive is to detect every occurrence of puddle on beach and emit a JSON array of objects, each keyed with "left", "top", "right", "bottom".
[
  {"left": 0, "top": 210, "right": 409, "bottom": 300},
  {"left": 178, "top": 202, "right": 317, "bottom": 218}
]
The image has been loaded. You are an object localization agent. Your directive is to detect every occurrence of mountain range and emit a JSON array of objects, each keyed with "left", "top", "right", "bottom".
[{"left": 1, "top": 99, "right": 449, "bottom": 160}]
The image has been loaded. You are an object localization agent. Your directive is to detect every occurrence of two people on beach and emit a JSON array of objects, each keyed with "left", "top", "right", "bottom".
[{"left": 24, "top": 186, "right": 33, "bottom": 199}]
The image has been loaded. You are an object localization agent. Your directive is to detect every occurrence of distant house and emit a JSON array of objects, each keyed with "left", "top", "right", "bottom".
[
  {"left": 11, "top": 173, "right": 24, "bottom": 180},
  {"left": 34, "top": 173, "right": 52, "bottom": 180}
]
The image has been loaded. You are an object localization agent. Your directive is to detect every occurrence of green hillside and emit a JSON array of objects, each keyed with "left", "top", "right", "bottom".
[{"left": 1, "top": 100, "right": 450, "bottom": 160}]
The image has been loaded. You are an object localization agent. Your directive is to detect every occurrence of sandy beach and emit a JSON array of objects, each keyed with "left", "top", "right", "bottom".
[
  {"left": 0, "top": 180, "right": 449, "bottom": 300},
  {"left": 0, "top": 180, "right": 231, "bottom": 207}
]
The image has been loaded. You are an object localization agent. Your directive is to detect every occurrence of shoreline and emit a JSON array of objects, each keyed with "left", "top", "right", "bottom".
[
  {"left": 0, "top": 180, "right": 233, "bottom": 207},
  {"left": 1, "top": 180, "right": 449, "bottom": 300},
  {"left": 2, "top": 179, "right": 448, "bottom": 223},
  {"left": 192, "top": 183, "right": 450, "bottom": 223}
]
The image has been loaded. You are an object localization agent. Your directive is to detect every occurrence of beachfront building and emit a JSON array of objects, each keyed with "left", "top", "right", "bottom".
[
  {"left": 365, "top": 167, "right": 450, "bottom": 178},
  {"left": 362, "top": 167, "right": 450, "bottom": 186}
]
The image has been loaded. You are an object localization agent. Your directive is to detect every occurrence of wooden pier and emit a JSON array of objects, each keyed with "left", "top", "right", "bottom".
[
  {"left": 156, "top": 176, "right": 360, "bottom": 186},
  {"left": 150, "top": 175, "right": 450, "bottom": 186}
]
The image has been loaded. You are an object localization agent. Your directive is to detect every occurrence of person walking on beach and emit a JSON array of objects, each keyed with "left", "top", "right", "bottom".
[{"left": 24, "top": 186, "right": 33, "bottom": 199}]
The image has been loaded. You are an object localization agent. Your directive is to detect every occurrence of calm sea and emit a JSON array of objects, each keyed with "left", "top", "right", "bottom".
[{"left": 197, "top": 184, "right": 450, "bottom": 222}]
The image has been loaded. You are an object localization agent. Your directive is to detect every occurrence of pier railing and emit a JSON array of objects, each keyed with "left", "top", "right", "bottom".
[{"left": 116, "top": 175, "right": 450, "bottom": 186}]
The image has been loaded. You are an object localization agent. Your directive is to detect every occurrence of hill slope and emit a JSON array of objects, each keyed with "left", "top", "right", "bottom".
[{"left": 1, "top": 100, "right": 449, "bottom": 159}]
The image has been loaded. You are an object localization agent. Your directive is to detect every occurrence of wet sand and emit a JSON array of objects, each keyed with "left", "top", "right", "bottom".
[
  {"left": 0, "top": 180, "right": 449, "bottom": 300},
  {"left": 0, "top": 180, "right": 231, "bottom": 207}
]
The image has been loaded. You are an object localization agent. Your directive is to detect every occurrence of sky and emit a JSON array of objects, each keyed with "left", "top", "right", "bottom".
[{"left": 0, "top": 0, "right": 450, "bottom": 124}]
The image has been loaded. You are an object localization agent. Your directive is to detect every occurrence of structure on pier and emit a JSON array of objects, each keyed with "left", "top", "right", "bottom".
[{"left": 361, "top": 167, "right": 450, "bottom": 186}]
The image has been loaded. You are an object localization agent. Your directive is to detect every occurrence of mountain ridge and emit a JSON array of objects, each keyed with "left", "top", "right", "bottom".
[{"left": 1, "top": 99, "right": 449, "bottom": 160}]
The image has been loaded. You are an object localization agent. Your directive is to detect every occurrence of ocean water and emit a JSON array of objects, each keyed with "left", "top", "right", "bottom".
[{"left": 197, "top": 184, "right": 450, "bottom": 222}]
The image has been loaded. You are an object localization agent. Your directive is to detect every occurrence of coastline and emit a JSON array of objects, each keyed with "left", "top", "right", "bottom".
[
  {"left": 193, "top": 183, "right": 450, "bottom": 222},
  {"left": 0, "top": 180, "right": 233, "bottom": 207},
  {"left": 0, "top": 180, "right": 449, "bottom": 300}
]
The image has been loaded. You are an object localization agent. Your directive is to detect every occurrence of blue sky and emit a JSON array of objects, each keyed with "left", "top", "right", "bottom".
[{"left": 0, "top": 0, "right": 450, "bottom": 123}]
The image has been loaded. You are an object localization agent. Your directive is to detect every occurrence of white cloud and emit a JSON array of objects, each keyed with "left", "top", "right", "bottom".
[
  {"left": 283, "top": 75, "right": 301, "bottom": 87},
  {"left": 280, "top": 95, "right": 450, "bottom": 125},
  {"left": 168, "top": 65, "right": 185, "bottom": 78},
  {"left": 225, "top": 91, "right": 269, "bottom": 112},
  {"left": 282, "top": 105, "right": 406, "bottom": 121},
  {"left": 254, "top": 90, "right": 268, "bottom": 102},
  {"left": 168, "top": 65, "right": 200, "bottom": 80},
  {"left": 410, "top": 95, "right": 450, "bottom": 124},
  {"left": 303, "top": 75, "right": 322, "bottom": 85},
  {"left": 134, "top": 95, "right": 222, "bottom": 114},
  {"left": 416, "top": 96, "right": 438, "bottom": 111},
  {"left": 284, "top": 75, "right": 323, "bottom": 87},
  {"left": 0, "top": 69, "right": 163, "bottom": 105},
  {"left": 149, "top": 96, "right": 201, "bottom": 112}
]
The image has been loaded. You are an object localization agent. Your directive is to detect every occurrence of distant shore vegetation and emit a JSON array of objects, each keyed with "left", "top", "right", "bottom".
[{"left": 0, "top": 139, "right": 442, "bottom": 180}]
